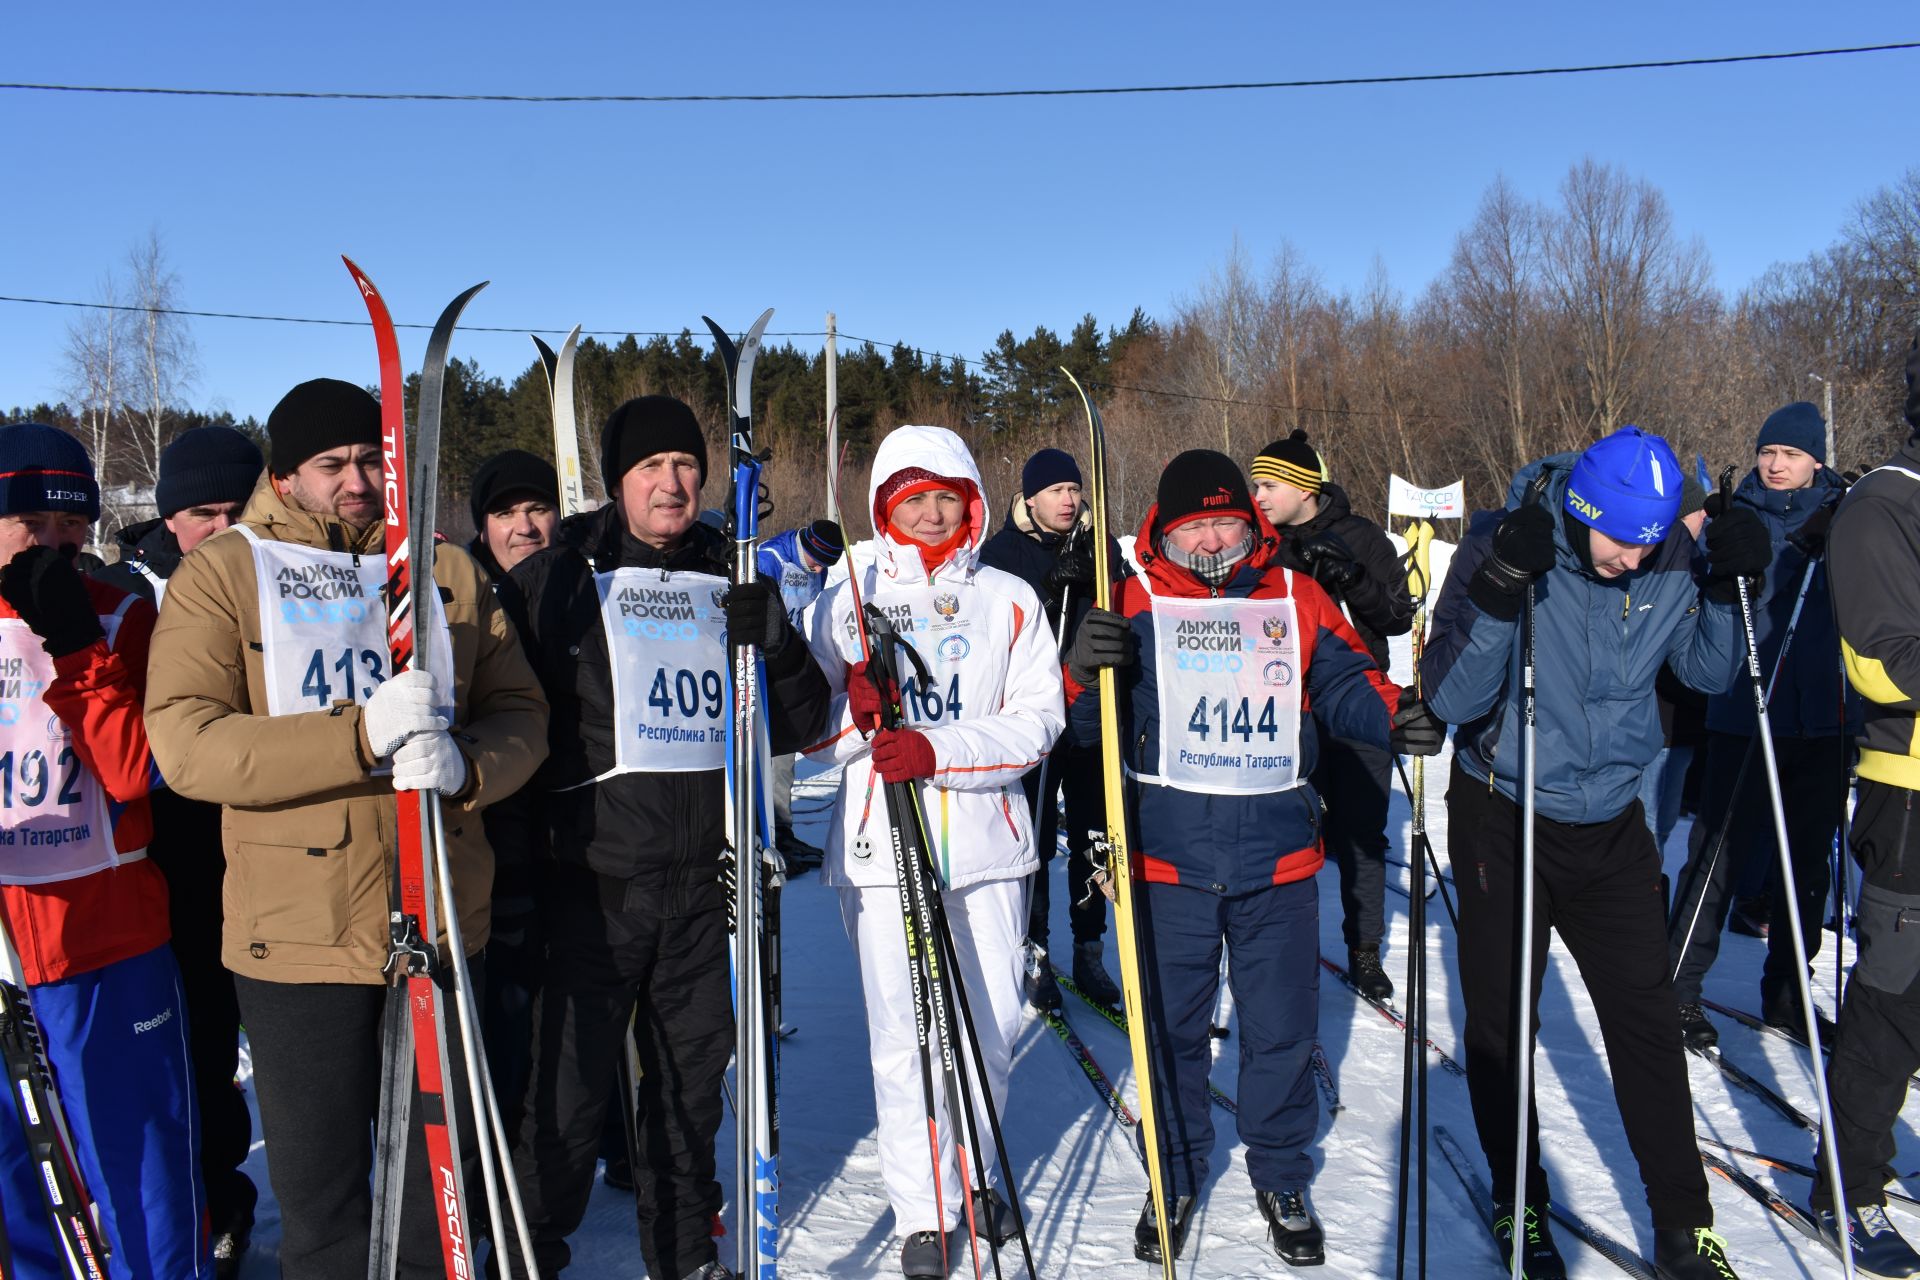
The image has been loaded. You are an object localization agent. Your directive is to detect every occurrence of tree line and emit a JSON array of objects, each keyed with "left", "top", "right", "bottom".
[{"left": 9, "top": 159, "right": 1918, "bottom": 548}]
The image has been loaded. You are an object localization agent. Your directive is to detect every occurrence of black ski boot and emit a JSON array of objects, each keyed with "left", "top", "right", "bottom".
[
  {"left": 775, "top": 826, "right": 824, "bottom": 873},
  {"left": 1349, "top": 944, "right": 1393, "bottom": 1002},
  {"left": 1133, "top": 1193, "right": 1197, "bottom": 1264},
  {"left": 1493, "top": 1202, "right": 1567, "bottom": 1279},
  {"left": 1812, "top": 1202, "right": 1920, "bottom": 1278},
  {"left": 678, "top": 1264, "right": 736, "bottom": 1280},
  {"left": 1072, "top": 939, "right": 1122, "bottom": 1007},
  {"left": 969, "top": 1186, "right": 1019, "bottom": 1247},
  {"left": 1761, "top": 995, "right": 1837, "bottom": 1047},
  {"left": 1023, "top": 941, "right": 1062, "bottom": 1013},
  {"left": 900, "top": 1229, "right": 953, "bottom": 1279},
  {"left": 1652, "top": 1226, "right": 1740, "bottom": 1278},
  {"left": 1677, "top": 1003, "right": 1718, "bottom": 1052},
  {"left": 1257, "top": 1188, "right": 1326, "bottom": 1266}
]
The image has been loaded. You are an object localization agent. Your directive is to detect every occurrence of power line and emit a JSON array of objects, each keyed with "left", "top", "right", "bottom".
[
  {"left": 2, "top": 42, "right": 1913, "bottom": 106},
  {"left": 0, "top": 292, "right": 1422, "bottom": 420}
]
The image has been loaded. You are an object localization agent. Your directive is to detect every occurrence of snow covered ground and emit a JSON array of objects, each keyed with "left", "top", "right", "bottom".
[{"left": 227, "top": 561, "right": 1873, "bottom": 1278}]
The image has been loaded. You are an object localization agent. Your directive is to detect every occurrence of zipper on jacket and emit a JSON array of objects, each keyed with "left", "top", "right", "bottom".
[{"left": 1000, "top": 789, "right": 1019, "bottom": 840}]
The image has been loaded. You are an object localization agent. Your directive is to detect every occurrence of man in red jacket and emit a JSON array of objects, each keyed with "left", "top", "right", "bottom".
[{"left": 0, "top": 422, "right": 207, "bottom": 1277}]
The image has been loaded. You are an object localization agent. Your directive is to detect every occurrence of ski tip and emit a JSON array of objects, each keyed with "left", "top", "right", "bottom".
[{"left": 341, "top": 255, "right": 378, "bottom": 296}]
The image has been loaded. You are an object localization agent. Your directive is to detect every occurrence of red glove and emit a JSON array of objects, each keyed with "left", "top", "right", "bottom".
[
  {"left": 870, "top": 728, "right": 937, "bottom": 783},
  {"left": 847, "top": 660, "right": 898, "bottom": 734}
]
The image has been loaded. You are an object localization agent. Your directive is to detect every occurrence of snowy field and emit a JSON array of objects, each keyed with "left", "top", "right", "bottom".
[{"left": 225, "top": 545, "right": 1873, "bottom": 1277}]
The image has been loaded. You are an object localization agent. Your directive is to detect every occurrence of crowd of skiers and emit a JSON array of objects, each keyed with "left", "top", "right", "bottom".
[{"left": 1, "top": 333, "right": 1919, "bottom": 1280}]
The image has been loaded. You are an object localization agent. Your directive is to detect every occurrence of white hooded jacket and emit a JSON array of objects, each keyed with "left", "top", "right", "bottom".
[{"left": 802, "top": 425, "right": 1065, "bottom": 890}]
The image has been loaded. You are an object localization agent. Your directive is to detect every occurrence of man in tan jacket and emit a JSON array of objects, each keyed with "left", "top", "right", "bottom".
[{"left": 145, "top": 378, "right": 550, "bottom": 1280}]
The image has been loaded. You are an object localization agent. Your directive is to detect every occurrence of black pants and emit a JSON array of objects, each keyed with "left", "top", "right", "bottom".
[
  {"left": 1816, "top": 779, "right": 1920, "bottom": 1209},
  {"left": 235, "top": 966, "right": 487, "bottom": 1280},
  {"left": 508, "top": 872, "right": 731, "bottom": 1279},
  {"left": 1448, "top": 759, "right": 1712, "bottom": 1227},
  {"left": 1313, "top": 737, "right": 1392, "bottom": 950},
  {"left": 1022, "top": 743, "right": 1109, "bottom": 947},
  {"left": 1668, "top": 731, "right": 1846, "bottom": 1008}
]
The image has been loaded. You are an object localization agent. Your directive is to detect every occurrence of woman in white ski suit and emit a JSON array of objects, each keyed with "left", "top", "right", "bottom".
[{"left": 803, "top": 424, "right": 1064, "bottom": 1255}]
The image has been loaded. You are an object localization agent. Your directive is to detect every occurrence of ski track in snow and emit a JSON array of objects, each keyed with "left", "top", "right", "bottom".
[{"left": 228, "top": 558, "right": 1872, "bottom": 1277}]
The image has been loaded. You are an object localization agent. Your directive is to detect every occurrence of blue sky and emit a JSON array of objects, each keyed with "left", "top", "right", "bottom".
[{"left": 4, "top": 3, "right": 1914, "bottom": 424}]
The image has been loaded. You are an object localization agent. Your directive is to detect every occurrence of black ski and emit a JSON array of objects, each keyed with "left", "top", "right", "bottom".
[
  {"left": 1434, "top": 1125, "right": 1656, "bottom": 1279},
  {"left": 1055, "top": 974, "right": 1240, "bottom": 1113},
  {"left": 1700, "top": 1137, "right": 1920, "bottom": 1213},
  {"left": 0, "top": 974, "right": 106, "bottom": 1279},
  {"left": 1698, "top": 1148, "right": 1836, "bottom": 1259},
  {"left": 1039, "top": 1008, "right": 1139, "bottom": 1132},
  {"left": 1686, "top": 1044, "right": 1816, "bottom": 1134},
  {"left": 1319, "top": 954, "right": 1466, "bottom": 1080}
]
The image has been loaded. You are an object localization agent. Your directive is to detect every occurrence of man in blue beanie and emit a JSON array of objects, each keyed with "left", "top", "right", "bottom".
[
  {"left": 1421, "top": 426, "right": 1770, "bottom": 1278},
  {"left": 1668, "top": 402, "right": 1855, "bottom": 1055}
]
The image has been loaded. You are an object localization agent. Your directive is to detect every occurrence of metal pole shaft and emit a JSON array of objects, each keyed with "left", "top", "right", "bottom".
[
  {"left": 825, "top": 313, "right": 839, "bottom": 525},
  {"left": 1509, "top": 577, "right": 1539, "bottom": 1280}
]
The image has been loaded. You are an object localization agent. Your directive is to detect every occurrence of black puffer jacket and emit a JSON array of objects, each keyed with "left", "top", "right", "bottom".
[
  {"left": 94, "top": 517, "right": 180, "bottom": 601},
  {"left": 1271, "top": 482, "right": 1413, "bottom": 674},
  {"left": 500, "top": 504, "right": 830, "bottom": 915},
  {"left": 977, "top": 492, "right": 1122, "bottom": 644}
]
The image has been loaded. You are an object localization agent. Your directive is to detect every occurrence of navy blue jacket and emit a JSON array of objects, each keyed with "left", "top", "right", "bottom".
[
  {"left": 1703, "top": 466, "right": 1857, "bottom": 739},
  {"left": 1422, "top": 454, "right": 1743, "bottom": 825}
]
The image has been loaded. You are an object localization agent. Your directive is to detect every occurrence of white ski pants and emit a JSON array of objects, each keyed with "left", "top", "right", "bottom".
[{"left": 839, "top": 878, "right": 1027, "bottom": 1235}]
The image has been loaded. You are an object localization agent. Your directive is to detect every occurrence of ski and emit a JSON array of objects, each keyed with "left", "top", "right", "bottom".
[
  {"left": 1685, "top": 1043, "right": 1817, "bottom": 1134},
  {"left": 1699, "top": 1148, "right": 1835, "bottom": 1257},
  {"left": 708, "top": 308, "right": 780, "bottom": 1280},
  {"left": 1702, "top": 998, "right": 1859, "bottom": 1063},
  {"left": 531, "top": 324, "right": 588, "bottom": 518},
  {"left": 1435, "top": 1125, "right": 1657, "bottom": 1280},
  {"left": 1040, "top": 1008, "right": 1139, "bottom": 1130},
  {"left": 347, "top": 257, "right": 483, "bottom": 1280},
  {"left": 1055, "top": 973, "right": 1239, "bottom": 1113},
  {"left": 0, "top": 946, "right": 107, "bottom": 1280},
  {"left": 1700, "top": 1138, "right": 1920, "bottom": 1214},
  {"left": 1318, "top": 954, "right": 1466, "bottom": 1079}
]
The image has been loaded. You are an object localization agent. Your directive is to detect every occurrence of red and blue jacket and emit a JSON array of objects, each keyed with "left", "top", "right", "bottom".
[
  {"left": 0, "top": 579, "right": 168, "bottom": 985},
  {"left": 1065, "top": 504, "right": 1398, "bottom": 894}
]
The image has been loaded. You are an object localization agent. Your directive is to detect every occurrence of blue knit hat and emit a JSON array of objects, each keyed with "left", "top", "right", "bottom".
[
  {"left": 0, "top": 423, "right": 99, "bottom": 520},
  {"left": 1021, "top": 448, "right": 1081, "bottom": 499},
  {"left": 1564, "top": 427, "right": 1683, "bottom": 546},
  {"left": 1756, "top": 401, "right": 1827, "bottom": 463},
  {"left": 156, "top": 426, "right": 263, "bottom": 517}
]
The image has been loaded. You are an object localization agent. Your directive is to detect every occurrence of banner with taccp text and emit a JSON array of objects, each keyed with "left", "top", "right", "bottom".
[{"left": 1387, "top": 474, "right": 1466, "bottom": 519}]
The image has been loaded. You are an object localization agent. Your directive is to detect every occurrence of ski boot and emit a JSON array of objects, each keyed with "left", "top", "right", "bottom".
[
  {"left": 775, "top": 826, "right": 824, "bottom": 873},
  {"left": 969, "top": 1186, "right": 1020, "bottom": 1248},
  {"left": 1651, "top": 1226, "right": 1740, "bottom": 1278},
  {"left": 1677, "top": 1003, "right": 1718, "bottom": 1052},
  {"left": 1493, "top": 1202, "right": 1567, "bottom": 1279},
  {"left": 1072, "top": 939, "right": 1122, "bottom": 1007},
  {"left": 1257, "top": 1188, "right": 1326, "bottom": 1266},
  {"left": 901, "top": 1229, "right": 953, "bottom": 1279},
  {"left": 1761, "top": 994, "right": 1837, "bottom": 1047},
  {"left": 1133, "top": 1193, "right": 1197, "bottom": 1264},
  {"left": 1812, "top": 1202, "right": 1920, "bottom": 1278},
  {"left": 1349, "top": 944, "right": 1393, "bottom": 1002},
  {"left": 1023, "top": 941, "right": 1062, "bottom": 1013},
  {"left": 679, "top": 1264, "right": 736, "bottom": 1280}
]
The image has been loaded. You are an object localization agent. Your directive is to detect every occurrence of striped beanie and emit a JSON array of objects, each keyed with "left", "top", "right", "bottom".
[
  {"left": 1250, "top": 430, "right": 1326, "bottom": 495},
  {"left": 0, "top": 423, "right": 99, "bottom": 519}
]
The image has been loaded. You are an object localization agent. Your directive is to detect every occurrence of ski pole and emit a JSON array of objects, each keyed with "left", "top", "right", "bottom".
[
  {"left": 1509, "top": 475, "right": 1548, "bottom": 1280},
  {"left": 1835, "top": 626, "right": 1854, "bottom": 1016},
  {"left": 1668, "top": 552, "right": 1817, "bottom": 982},
  {"left": 1396, "top": 515, "right": 1435, "bottom": 1280},
  {"left": 1389, "top": 755, "right": 1460, "bottom": 931},
  {"left": 1718, "top": 466, "right": 1856, "bottom": 1279}
]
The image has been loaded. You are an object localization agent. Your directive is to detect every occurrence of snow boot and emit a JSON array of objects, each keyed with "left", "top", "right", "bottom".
[
  {"left": 1813, "top": 1202, "right": 1920, "bottom": 1278},
  {"left": 1133, "top": 1193, "right": 1197, "bottom": 1264},
  {"left": 1493, "top": 1202, "right": 1567, "bottom": 1279},
  {"left": 1349, "top": 944, "right": 1394, "bottom": 1002},
  {"left": 1652, "top": 1227, "right": 1740, "bottom": 1278},
  {"left": 1678, "top": 1003, "right": 1718, "bottom": 1052},
  {"left": 1257, "top": 1187, "right": 1326, "bottom": 1266},
  {"left": 1023, "top": 941, "right": 1062, "bottom": 1013},
  {"left": 1072, "top": 939, "right": 1122, "bottom": 1007},
  {"left": 969, "top": 1186, "right": 1019, "bottom": 1247},
  {"left": 900, "top": 1229, "right": 953, "bottom": 1279}
]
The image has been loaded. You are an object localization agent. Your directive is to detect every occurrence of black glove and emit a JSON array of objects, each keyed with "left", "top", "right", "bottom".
[
  {"left": 1389, "top": 691, "right": 1446, "bottom": 756},
  {"left": 1703, "top": 506, "right": 1770, "bottom": 604},
  {"left": 1786, "top": 504, "right": 1836, "bottom": 559},
  {"left": 1065, "top": 606, "right": 1135, "bottom": 686},
  {"left": 1467, "top": 504, "right": 1557, "bottom": 622},
  {"left": 723, "top": 579, "right": 793, "bottom": 654},
  {"left": 1044, "top": 538, "right": 1096, "bottom": 597},
  {"left": 0, "top": 545, "right": 103, "bottom": 658},
  {"left": 1299, "top": 533, "right": 1362, "bottom": 593}
]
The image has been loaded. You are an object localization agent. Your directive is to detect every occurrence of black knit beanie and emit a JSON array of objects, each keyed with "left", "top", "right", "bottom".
[
  {"left": 600, "top": 396, "right": 707, "bottom": 491},
  {"left": 1906, "top": 335, "right": 1920, "bottom": 433},
  {"left": 1249, "top": 429, "right": 1324, "bottom": 494},
  {"left": 1155, "top": 449, "right": 1254, "bottom": 533},
  {"left": 799, "top": 519, "right": 845, "bottom": 568},
  {"left": 469, "top": 449, "right": 559, "bottom": 530},
  {"left": 156, "top": 426, "right": 263, "bottom": 517},
  {"left": 267, "top": 378, "right": 382, "bottom": 475}
]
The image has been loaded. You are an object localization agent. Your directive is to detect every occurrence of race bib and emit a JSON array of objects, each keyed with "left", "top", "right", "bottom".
[
  {"left": 1139, "top": 586, "right": 1303, "bottom": 796},
  {"left": 0, "top": 609, "right": 134, "bottom": 884},
  {"left": 597, "top": 567, "right": 730, "bottom": 774},
  {"left": 855, "top": 581, "right": 976, "bottom": 729},
  {"left": 240, "top": 528, "right": 455, "bottom": 718}
]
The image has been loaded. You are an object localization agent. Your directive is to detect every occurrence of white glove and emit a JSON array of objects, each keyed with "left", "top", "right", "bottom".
[
  {"left": 390, "top": 730, "right": 468, "bottom": 795},
  {"left": 363, "top": 669, "right": 447, "bottom": 758}
]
